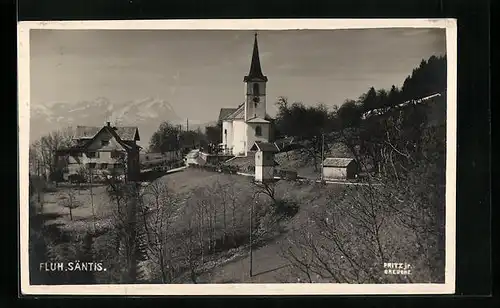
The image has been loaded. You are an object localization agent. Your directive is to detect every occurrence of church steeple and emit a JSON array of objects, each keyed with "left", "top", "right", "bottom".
[{"left": 244, "top": 33, "right": 268, "bottom": 82}]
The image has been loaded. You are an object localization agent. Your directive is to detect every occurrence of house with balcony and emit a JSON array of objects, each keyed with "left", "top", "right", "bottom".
[{"left": 55, "top": 122, "right": 141, "bottom": 182}]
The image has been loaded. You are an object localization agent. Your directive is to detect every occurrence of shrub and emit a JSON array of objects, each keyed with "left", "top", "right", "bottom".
[
  {"left": 68, "top": 174, "right": 86, "bottom": 184},
  {"left": 273, "top": 199, "right": 299, "bottom": 218}
]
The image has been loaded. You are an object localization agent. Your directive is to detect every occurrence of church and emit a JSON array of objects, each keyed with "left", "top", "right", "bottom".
[{"left": 218, "top": 33, "right": 273, "bottom": 157}]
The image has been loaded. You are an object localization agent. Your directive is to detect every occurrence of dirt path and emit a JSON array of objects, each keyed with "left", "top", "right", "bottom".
[{"left": 202, "top": 235, "right": 293, "bottom": 283}]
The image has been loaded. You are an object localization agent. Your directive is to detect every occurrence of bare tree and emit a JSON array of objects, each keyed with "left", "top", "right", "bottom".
[
  {"left": 59, "top": 189, "right": 83, "bottom": 220},
  {"left": 105, "top": 176, "right": 145, "bottom": 283},
  {"left": 252, "top": 178, "right": 278, "bottom": 205},
  {"left": 30, "top": 127, "right": 75, "bottom": 181},
  {"left": 140, "top": 180, "right": 181, "bottom": 283}
]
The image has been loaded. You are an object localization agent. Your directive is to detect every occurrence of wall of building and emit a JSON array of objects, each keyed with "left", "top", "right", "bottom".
[
  {"left": 246, "top": 123, "right": 271, "bottom": 152},
  {"left": 255, "top": 165, "right": 274, "bottom": 182},
  {"left": 61, "top": 129, "right": 134, "bottom": 181},
  {"left": 245, "top": 81, "right": 267, "bottom": 120},
  {"left": 323, "top": 163, "right": 358, "bottom": 180},
  {"left": 323, "top": 167, "right": 348, "bottom": 180},
  {"left": 222, "top": 120, "right": 234, "bottom": 150},
  {"left": 255, "top": 151, "right": 274, "bottom": 167},
  {"left": 232, "top": 120, "right": 247, "bottom": 156}
]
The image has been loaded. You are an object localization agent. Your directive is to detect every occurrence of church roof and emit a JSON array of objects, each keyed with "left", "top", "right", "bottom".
[
  {"left": 218, "top": 108, "right": 239, "bottom": 121},
  {"left": 244, "top": 33, "right": 268, "bottom": 82},
  {"left": 221, "top": 103, "right": 245, "bottom": 121}
]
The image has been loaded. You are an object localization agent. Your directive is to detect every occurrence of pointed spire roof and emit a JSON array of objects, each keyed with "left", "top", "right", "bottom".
[{"left": 244, "top": 33, "right": 268, "bottom": 82}]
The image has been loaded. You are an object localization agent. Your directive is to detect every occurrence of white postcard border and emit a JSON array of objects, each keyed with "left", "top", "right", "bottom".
[{"left": 18, "top": 18, "right": 457, "bottom": 295}]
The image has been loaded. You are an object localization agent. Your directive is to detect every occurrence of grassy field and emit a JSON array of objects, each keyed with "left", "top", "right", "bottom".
[
  {"left": 39, "top": 185, "right": 114, "bottom": 234},
  {"left": 154, "top": 168, "right": 340, "bottom": 283},
  {"left": 36, "top": 168, "right": 345, "bottom": 283}
]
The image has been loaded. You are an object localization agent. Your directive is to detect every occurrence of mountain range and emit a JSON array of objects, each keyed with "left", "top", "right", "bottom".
[{"left": 29, "top": 97, "right": 217, "bottom": 148}]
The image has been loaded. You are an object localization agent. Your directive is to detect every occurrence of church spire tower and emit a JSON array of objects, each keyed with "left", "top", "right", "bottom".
[
  {"left": 244, "top": 32, "right": 268, "bottom": 121},
  {"left": 244, "top": 32, "right": 268, "bottom": 82}
]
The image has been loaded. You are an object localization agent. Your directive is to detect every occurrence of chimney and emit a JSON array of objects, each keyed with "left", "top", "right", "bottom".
[{"left": 106, "top": 121, "right": 110, "bottom": 127}]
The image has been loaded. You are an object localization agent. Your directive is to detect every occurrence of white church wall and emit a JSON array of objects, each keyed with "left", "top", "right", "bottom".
[
  {"left": 245, "top": 82, "right": 267, "bottom": 120},
  {"left": 246, "top": 81, "right": 266, "bottom": 96},
  {"left": 222, "top": 121, "right": 234, "bottom": 150},
  {"left": 232, "top": 120, "right": 247, "bottom": 156},
  {"left": 246, "top": 123, "right": 271, "bottom": 152}
]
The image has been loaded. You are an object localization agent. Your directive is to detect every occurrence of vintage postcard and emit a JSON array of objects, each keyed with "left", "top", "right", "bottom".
[{"left": 18, "top": 19, "right": 457, "bottom": 295}]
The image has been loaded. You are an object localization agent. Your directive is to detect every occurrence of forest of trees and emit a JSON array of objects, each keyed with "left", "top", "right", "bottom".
[
  {"left": 148, "top": 122, "right": 222, "bottom": 154},
  {"left": 273, "top": 55, "right": 446, "bottom": 173},
  {"left": 279, "top": 55, "right": 447, "bottom": 283}
]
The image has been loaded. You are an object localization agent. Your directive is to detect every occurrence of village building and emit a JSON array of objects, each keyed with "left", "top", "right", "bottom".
[
  {"left": 250, "top": 141, "right": 280, "bottom": 182},
  {"left": 55, "top": 122, "right": 141, "bottom": 182},
  {"left": 322, "top": 157, "right": 359, "bottom": 180},
  {"left": 219, "top": 33, "right": 274, "bottom": 157}
]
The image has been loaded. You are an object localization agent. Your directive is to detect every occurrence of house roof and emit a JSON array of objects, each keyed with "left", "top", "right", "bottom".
[
  {"left": 250, "top": 141, "right": 280, "bottom": 153},
  {"left": 114, "top": 127, "right": 140, "bottom": 141},
  {"left": 74, "top": 125, "right": 140, "bottom": 141},
  {"left": 63, "top": 125, "right": 141, "bottom": 153},
  {"left": 323, "top": 157, "right": 356, "bottom": 167},
  {"left": 93, "top": 126, "right": 138, "bottom": 151}
]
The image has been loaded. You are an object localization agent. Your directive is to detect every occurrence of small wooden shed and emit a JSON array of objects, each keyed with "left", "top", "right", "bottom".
[
  {"left": 322, "top": 157, "right": 358, "bottom": 180},
  {"left": 250, "top": 141, "right": 280, "bottom": 182}
]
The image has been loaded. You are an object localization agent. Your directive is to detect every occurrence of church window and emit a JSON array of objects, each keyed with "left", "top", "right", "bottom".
[
  {"left": 253, "top": 83, "right": 260, "bottom": 95},
  {"left": 255, "top": 126, "right": 262, "bottom": 136}
]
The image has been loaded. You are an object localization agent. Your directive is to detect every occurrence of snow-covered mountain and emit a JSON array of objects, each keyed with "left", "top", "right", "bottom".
[{"left": 29, "top": 97, "right": 182, "bottom": 146}]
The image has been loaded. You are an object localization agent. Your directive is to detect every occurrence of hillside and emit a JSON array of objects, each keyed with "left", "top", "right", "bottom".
[
  {"left": 93, "top": 168, "right": 339, "bottom": 283},
  {"left": 149, "top": 168, "right": 337, "bottom": 283}
]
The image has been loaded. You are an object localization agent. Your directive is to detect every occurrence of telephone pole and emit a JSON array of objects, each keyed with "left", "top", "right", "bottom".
[
  {"left": 320, "top": 133, "right": 325, "bottom": 181},
  {"left": 89, "top": 167, "right": 96, "bottom": 233},
  {"left": 249, "top": 200, "right": 255, "bottom": 277}
]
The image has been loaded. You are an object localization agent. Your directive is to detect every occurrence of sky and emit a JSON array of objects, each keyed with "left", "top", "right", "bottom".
[{"left": 30, "top": 28, "right": 446, "bottom": 124}]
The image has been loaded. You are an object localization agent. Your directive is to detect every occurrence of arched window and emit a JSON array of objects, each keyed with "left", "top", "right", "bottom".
[
  {"left": 253, "top": 83, "right": 260, "bottom": 95},
  {"left": 255, "top": 126, "right": 262, "bottom": 136},
  {"left": 224, "top": 129, "right": 227, "bottom": 135}
]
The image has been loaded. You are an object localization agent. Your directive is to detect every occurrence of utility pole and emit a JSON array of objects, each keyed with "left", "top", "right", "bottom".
[
  {"left": 249, "top": 200, "right": 254, "bottom": 277},
  {"left": 37, "top": 161, "right": 41, "bottom": 203},
  {"left": 320, "top": 133, "right": 325, "bottom": 181},
  {"left": 89, "top": 167, "right": 96, "bottom": 233}
]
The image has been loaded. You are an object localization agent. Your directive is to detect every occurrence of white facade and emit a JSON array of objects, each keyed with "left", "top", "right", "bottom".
[{"left": 253, "top": 144, "right": 279, "bottom": 182}]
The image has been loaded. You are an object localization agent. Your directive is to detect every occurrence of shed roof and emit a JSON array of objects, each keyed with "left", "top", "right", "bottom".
[
  {"left": 250, "top": 141, "right": 280, "bottom": 153},
  {"left": 323, "top": 157, "right": 356, "bottom": 167}
]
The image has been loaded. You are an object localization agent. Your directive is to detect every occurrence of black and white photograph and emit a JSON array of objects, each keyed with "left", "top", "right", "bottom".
[{"left": 18, "top": 19, "right": 457, "bottom": 295}]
